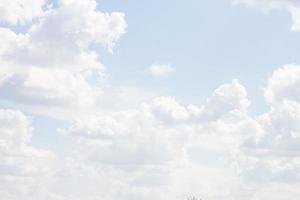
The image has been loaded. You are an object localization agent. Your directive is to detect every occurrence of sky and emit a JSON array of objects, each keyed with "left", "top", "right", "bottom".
[{"left": 1, "top": 0, "right": 300, "bottom": 200}]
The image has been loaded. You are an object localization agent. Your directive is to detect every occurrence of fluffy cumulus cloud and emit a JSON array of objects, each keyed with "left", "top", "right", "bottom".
[
  {"left": 234, "top": 0, "right": 300, "bottom": 31},
  {"left": 60, "top": 80, "right": 265, "bottom": 200},
  {"left": 0, "top": 0, "right": 126, "bottom": 117},
  {"left": 1, "top": 0, "right": 300, "bottom": 200},
  {"left": 3, "top": 65, "right": 300, "bottom": 199},
  {"left": 237, "top": 65, "right": 300, "bottom": 185},
  {"left": 55, "top": 66, "right": 300, "bottom": 200},
  {"left": 62, "top": 81, "right": 250, "bottom": 200},
  {"left": 264, "top": 64, "right": 300, "bottom": 104}
]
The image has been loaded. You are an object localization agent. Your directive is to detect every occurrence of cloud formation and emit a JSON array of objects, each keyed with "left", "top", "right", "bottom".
[
  {"left": 0, "top": 0, "right": 126, "bottom": 118},
  {"left": 1, "top": 0, "right": 300, "bottom": 200},
  {"left": 61, "top": 70, "right": 300, "bottom": 199},
  {"left": 235, "top": 0, "right": 300, "bottom": 31}
]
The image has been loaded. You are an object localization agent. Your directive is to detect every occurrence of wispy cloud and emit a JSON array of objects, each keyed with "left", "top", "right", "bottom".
[{"left": 146, "top": 63, "right": 175, "bottom": 77}]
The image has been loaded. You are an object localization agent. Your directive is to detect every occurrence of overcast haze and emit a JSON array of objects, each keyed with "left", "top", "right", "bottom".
[{"left": 1, "top": 0, "right": 300, "bottom": 200}]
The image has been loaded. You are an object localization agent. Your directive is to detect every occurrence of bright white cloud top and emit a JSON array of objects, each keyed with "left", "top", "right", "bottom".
[{"left": 1, "top": 0, "right": 300, "bottom": 200}]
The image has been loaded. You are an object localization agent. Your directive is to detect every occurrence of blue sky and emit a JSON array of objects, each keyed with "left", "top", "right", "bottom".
[
  {"left": 2, "top": 0, "right": 300, "bottom": 200},
  {"left": 100, "top": 0, "right": 300, "bottom": 114}
]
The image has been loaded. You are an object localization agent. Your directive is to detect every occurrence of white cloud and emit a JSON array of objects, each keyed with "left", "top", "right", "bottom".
[
  {"left": 0, "top": 28, "right": 26, "bottom": 55},
  {"left": 59, "top": 65, "right": 300, "bottom": 199},
  {"left": 0, "top": 0, "right": 126, "bottom": 118},
  {"left": 233, "top": 65, "right": 300, "bottom": 191},
  {"left": 147, "top": 63, "right": 175, "bottom": 77},
  {"left": 234, "top": 0, "right": 300, "bottom": 31},
  {"left": 0, "top": 0, "right": 48, "bottom": 25},
  {"left": 0, "top": 2, "right": 128, "bottom": 197},
  {"left": 0, "top": 109, "right": 56, "bottom": 200},
  {"left": 2, "top": 0, "right": 300, "bottom": 199},
  {"left": 12, "top": 0, "right": 126, "bottom": 64},
  {"left": 0, "top": 109, "right": 32, "bottom": 145},
  {"left": 265, "top": 64, "right": 300, "bottom": 104},
  {"left": 3, "top": 64, "right": 300, "bottom": 199},
  {"left": 201, "top": 79, "right": 250, "bottom": 120},
  {"left": 0, "top": 67, "right": 98, "bottom": 107}
]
